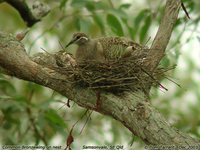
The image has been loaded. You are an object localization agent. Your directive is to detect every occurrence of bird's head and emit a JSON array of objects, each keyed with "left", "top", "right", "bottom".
[{"left": 65, "top": 32, "right": 89, "bottom": 48}]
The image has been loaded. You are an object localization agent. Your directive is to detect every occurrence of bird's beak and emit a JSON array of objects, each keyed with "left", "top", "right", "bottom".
[{"left": 65, "top": 38, "right": 76, "bottom": 48}]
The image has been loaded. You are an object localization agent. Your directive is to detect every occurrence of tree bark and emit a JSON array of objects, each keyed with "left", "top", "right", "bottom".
[
  {"left": 3, "top": 0, "right": 50, "bottom": 27},
  {"left": 145, "top": 0, "right": 181, "bottom": 71},
  {"left": 0, "top": 0, "right": 200, "bottom": 147}
]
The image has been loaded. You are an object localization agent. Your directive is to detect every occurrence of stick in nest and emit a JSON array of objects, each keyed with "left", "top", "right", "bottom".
[{"left": 54, "top": 55, "right": 168, "bottom": 95}]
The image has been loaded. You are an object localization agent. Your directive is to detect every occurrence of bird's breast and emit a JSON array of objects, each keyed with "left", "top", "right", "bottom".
[{"left": 75, "top": 43, "right": 105, "bottom": 63}]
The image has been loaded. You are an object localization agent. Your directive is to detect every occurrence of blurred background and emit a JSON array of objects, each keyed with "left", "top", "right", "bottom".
[{"left": 0, "top": 0, "right": 200, "bottom": 149}]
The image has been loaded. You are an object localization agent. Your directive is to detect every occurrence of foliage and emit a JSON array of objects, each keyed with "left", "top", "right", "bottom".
[{"left": 0, "top": 0, "right": 200, "bottom": 149}]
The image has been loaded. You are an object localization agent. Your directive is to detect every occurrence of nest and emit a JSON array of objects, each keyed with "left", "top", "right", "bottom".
[
  {"left": 75, "top": 60, "right": 165, "bottom": 93},
  {"left": 57, "top": 52, "right": 168, "bottom": 94},
  {"left": 33, "top": 50, "right": 168, "bottom": 94}
]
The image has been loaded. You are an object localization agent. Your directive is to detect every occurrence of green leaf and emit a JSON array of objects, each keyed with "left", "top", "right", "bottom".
[
  {"left": 71, "top": 0, "right": 88, "bottom": 7},
  {"left": 0, "top": 78, "right": 16, "bottom": 93},
  {"left": 139, "top": 14, "right": 152, "bottom": 43},
  {"left": 0, "top": 95, "right": 12, "bottom": 100},
  {"left": 93, "top": 14, "right": 105, "bottom": 34},
  {"left": 74, "top": 17, "right": 81, "bottom": 31},
  {"left": 95, "top": 1, "right": 109, "bottom": 10},
  {"left": 160, "top": 56, "right": 170, "bottom": 67},
  {"left": 28, "top": 83, "right": 43, "bottom": 92},
  {"left": 197, "top": 36, "right": 200, "bottom": 43},
  {"left": 80, "top": 19, "right": 91, "bottom": 33},
  {"left": 122, "top": 19, "right": 135, "bottom": 40},
  {"left": 106, "top": 14, "right": 123, "bottom": 36},
  {"left": 174, "top": 18, "right": 184, "bottom": 27},
  {"left": 134, "top": 9, "right": 150, "bottom": 29},
  {"left": 86, "top": 1, "right": 95, "bottom": 11},
  {"left": 108, "top": 9, "right": 128, "bottom": 19},
  {"left": 127, "top": 26, "right": 135, "bottom": 40},
  {"left": 45, "top": 109, "right": 67, "bottom": 128},
  {"left": 119, "top": 3, "right": 131, "bottom": 9},
  {"left": 37, "top": 98, "right": 55, "bottom": 110},
  {"left": 60, "top": 0, "right": 68, "bottom": 9}
]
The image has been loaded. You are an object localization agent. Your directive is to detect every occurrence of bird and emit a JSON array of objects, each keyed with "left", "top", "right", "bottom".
[{"left": 65, "top": 32, "right": 145, "bottom": 63}]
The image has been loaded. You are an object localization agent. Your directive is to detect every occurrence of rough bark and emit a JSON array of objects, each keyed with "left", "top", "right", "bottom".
[
  {"left": 0, "top": 0, "right": 200, "bottom": 147},
  {"left": 0, "top": 33, "right": 200, "bottom": 147},
  {"left": 145, "top": 0, "right": 181, "bottom": 71},
  {"left": 3, "top": 0, "right": 50, "bottom": 27}
]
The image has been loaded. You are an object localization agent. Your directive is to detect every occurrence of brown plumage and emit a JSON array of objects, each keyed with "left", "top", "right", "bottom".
[{"left": 65, "top": 32, "right": 145, "bottom": 63}]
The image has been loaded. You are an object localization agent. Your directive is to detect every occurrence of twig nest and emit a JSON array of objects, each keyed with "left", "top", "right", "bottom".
[
  {"left": 74, "top": 57, "right": 157, "bottom": 93},
  {"left": 33, "top": 50, "right": 166, "bottom": 94}
]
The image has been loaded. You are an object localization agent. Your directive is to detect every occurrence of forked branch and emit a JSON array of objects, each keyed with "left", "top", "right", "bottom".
[
  {"left": 0, "top": 0, "right": 199, "bottom": 146},
  {"left": 145, "top": 0, "right": 181, "bottom": 71}
]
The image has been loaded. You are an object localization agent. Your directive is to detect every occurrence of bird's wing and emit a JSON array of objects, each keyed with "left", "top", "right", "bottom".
[{"left": 96, "top": 37, "right": 144, "bottom": 59}]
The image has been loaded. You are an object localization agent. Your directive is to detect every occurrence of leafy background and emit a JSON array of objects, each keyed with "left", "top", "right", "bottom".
[{"left": 0, "top": 0, "right": 200, "bottom": 149}]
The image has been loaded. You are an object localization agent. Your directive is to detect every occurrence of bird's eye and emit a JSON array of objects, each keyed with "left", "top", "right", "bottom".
[{"left": 76, "top": 36, "right": 81, "bottom": 39}]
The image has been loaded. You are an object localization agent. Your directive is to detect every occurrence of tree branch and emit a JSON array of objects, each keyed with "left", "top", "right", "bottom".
[
  {"left": 0, "top": 32, "right": 200, "bottom": 146},
  {"left": 4, "top": 0, "right": 50, "bottom": 27},
  {"left": 0, "top": 0, "right": 199, "bottom": 146},
  {"left": 145, "top": 0, "right": 181, "bottom": 71}
]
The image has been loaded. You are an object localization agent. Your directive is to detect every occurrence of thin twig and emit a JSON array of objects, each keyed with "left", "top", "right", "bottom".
[
  {"left": 26, "top": 89, "right": 48, "bottom": 145},
  {"left": 181, "top": 1, "right": 190, "bottom": 19},
  {"left": 79, "top": 111, "right": 93, "bottom": 134}
]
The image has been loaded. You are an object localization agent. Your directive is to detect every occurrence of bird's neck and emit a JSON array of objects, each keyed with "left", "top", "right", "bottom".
[
  {"left": 78, "top": 39, "right": 95, "bottom": 51},
  {"left": 76, "top": 39, "right": 96, "bottom": 61}
]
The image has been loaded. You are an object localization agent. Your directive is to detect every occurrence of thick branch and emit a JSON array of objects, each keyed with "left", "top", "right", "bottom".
[
  {"left": 0, "top": 32, "right": 200, "bottom": 146},
  {"left": 145, "top": 0, "right": 181, "bottom": 71},
  {"left": 4, "top": 0, "right": 49, "bottom": 27}
]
